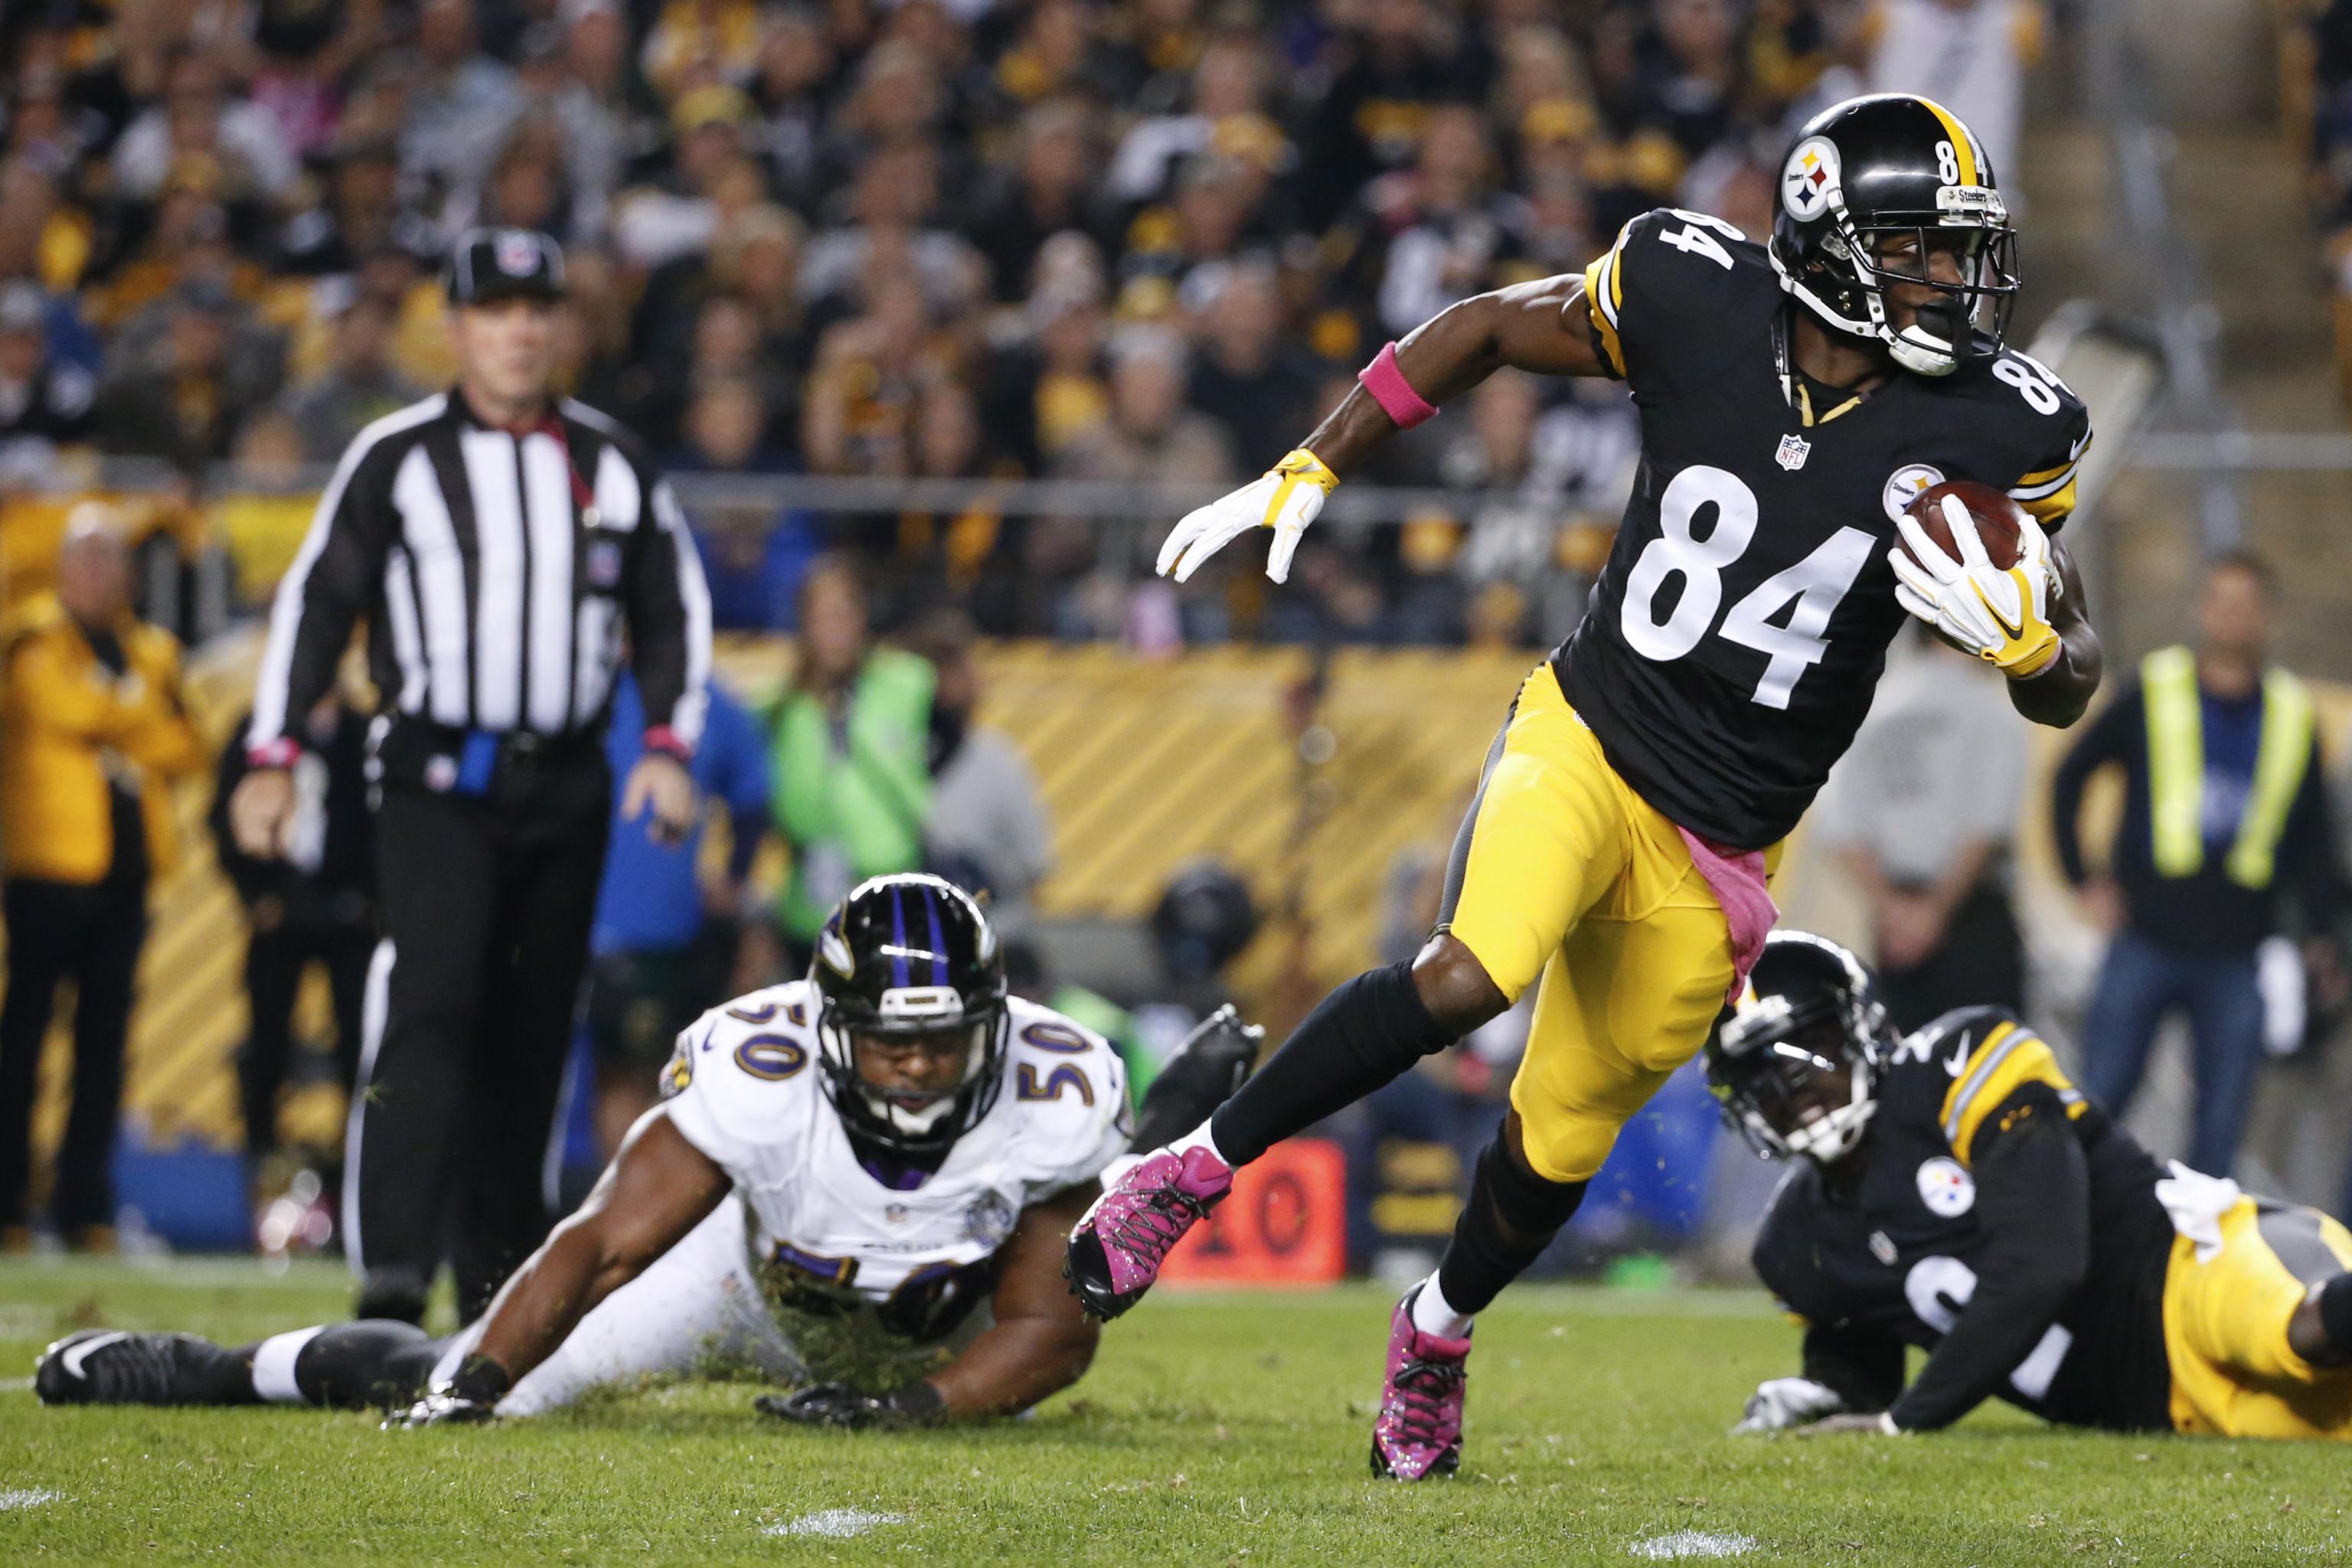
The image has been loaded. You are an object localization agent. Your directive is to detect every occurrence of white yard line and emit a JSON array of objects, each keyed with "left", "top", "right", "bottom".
[
  {"left": 0, "top": 1491, "right": 63, "bottom": 1511},
  {"left": 1628, "top": 1530, "right": 1758, "bottom": 1560},
  {"left": 765, "top": 1509, "right": 907, "bottom": 1539}
]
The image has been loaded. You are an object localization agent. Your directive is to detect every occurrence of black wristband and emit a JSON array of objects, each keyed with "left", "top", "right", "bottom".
[
  {"left": 450, "top": 1353, "right": 514, "bottom": 1404},
  {"left": 882, "top": 1380, "right": 946, "bottom": 1422}
]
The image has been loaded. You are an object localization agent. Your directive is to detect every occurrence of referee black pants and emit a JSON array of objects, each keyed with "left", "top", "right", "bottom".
[{"left": 351, "top": 761, "right": 609, "bottom": 1323}]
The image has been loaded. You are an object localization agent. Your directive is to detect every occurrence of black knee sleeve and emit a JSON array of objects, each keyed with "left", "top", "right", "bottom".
[
  {"left": 2318, "top": 1274, "right": 2352, "bottom": 1364},
  {"left": 1436, "top": 1138, "right": 1586, "bottom": 1318},
  {"left": 292, "top": 1321, "right": 444, "bottom": 1410},
  {"left": 1208, "top": 961, "right": 1452, "bottom": 1168}
]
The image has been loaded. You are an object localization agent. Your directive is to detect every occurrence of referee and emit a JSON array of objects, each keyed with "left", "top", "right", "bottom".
[{"left": 230, "top": 228, "right": 711, "bottom": 1323}]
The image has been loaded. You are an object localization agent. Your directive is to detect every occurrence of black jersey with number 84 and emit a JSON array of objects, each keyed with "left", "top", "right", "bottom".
[{"left": 1551, "top": 207, "right": 2092, "bottom": 849}]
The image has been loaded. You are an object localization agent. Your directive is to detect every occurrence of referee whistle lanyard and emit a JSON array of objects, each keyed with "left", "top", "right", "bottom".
[{"left": 534, "top": 412, "right": 602, "bottom": 529}]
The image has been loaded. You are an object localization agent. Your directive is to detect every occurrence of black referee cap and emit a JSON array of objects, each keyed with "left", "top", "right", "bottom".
[{"left": 446, "top": 227, "right": 566, "bottom": 306}]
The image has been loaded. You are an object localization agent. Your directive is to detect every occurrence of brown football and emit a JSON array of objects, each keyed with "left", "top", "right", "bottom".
[{"left": 1899, "top": 479, "right": 2027, "bottom": 570}]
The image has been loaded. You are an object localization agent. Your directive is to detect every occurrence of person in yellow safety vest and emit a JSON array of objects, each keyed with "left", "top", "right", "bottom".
[
  {"left": 2052, "top": 554, "right": 2347, "bottom": 1178},
  {"left": 754, "top": 554, "right": 936, "bottom": 973}
]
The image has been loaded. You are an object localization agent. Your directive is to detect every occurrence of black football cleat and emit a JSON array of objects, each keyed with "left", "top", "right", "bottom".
[{"left": 34, "top": 1330, "right": 239, "bottom": 1406}]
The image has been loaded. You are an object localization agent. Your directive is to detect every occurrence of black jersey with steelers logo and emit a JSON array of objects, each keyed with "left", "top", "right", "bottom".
[
  {"left": 1552, "top": 209, "right": 2093, "bottom": 849},
  {"left": 1751, "top": 1006, "right": 2176, "bottom": 1432}
]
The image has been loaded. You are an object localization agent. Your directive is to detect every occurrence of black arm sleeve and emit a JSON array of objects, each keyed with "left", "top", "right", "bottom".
[
  {"left": 1802, "top": 1319, "right": 1907, "bottom": 1413},
  {"left": 625, "top": 474, "right": 712, "bottom": 749},
  {"left": 249, "top": 440, "right": 400, "bottom": 751},
  {"left": 2049, "top": 687, "right": 2141, "bottom": 887},
  {"left": 1888, "top": 1089, "right": 2090, "bottom": 1432}
]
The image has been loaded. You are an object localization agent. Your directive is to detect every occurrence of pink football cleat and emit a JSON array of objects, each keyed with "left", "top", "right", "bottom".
[
  {"left": 1063, "top": 1145, "right": 1233, "bottom": 1320},
  {"left": 1370, "top": 1287, "right": 1469, "bottom": 1480}
]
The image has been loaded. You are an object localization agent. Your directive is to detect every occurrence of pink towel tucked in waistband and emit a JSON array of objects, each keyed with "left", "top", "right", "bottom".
[{"left": 1677, "top": 828, "right": 1779, "bottom": 1005}]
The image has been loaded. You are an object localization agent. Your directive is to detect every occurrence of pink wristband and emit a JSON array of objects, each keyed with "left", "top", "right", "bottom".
[{"left": 1358, "top": 341, "right": 1439, "bottom": 429}]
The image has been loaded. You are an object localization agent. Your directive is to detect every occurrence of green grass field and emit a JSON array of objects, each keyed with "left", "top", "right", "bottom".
[{"left": 2, "top": 1259, "right": 2347, "bottom": 1566}]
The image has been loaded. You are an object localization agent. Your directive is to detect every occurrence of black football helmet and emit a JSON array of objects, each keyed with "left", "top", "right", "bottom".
[
  {"left": 1703, "top": 931, "right": 1896, "bottom": 1163},
  {"left": 1769, "top": 93, "right": 2017, "bottom": 377},
  {"left": 810, "top": 873, "right": 1011, "bottom": 1155}
]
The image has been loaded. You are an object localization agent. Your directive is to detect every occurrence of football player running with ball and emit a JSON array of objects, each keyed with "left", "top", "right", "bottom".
[
  {"left": 1067, "top": 93, "right": 2105, "bottom": 1480},
  {"left": 1717, "top": 933, "right": 2352, "bottom": 1442},
  {"left": 36, "top": 876, "right": 1256, "bottom": 1428}
]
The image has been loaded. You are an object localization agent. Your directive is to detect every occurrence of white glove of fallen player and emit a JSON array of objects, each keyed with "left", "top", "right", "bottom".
[
  {"left": 1156, "top": 449, "right": 1339, "bottom": 585},
  {"left": 1887, "top": 494, "right": 2061, "bottom": 677},
  {"left": 1732, "top": 1376, "right": 1847, "bottom": 1434}
]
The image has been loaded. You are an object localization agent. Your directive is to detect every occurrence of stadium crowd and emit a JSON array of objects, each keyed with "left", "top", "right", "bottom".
[{"left": 0, "top": 0, "right": 2024, "bottom": 650}]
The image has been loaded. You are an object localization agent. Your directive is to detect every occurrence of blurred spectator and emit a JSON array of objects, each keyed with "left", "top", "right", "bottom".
[
  {"left": 0, "top": 508, "right": 205, "bottom": 1250},
  {"left": 210, "top": 690, "right": 374, "bottom": 1181},
  {"left": 760, "top": 555, "right": 936, "bottom": 965},
  {"left": 969, "top": 100, "right": 1113, "bottom": 303},
  {"left": 101, "top": 283, "right": 284, "bottom": 468},
  {"left": 1814, "top": 629, "right": 2030, "bottom": 1031},
  {"left": 904, "top": 609, "right": 1054, "bottom": 940},
  {"left": 1186, "top": 263, "right": 1324, "bottom": 475},
  {"left": 0, "top": 280, "right": 96, "bottom": 471},
  {"left": 2053, "top": 556, "right": 2347, "bottom": 1177},
  {"left": 1338, "top": 103, "right": 1527, "bottom": 339},
  {"left": 614, "top": 85, "right": 766, "bottom": 269},
  {"left": 1054, "top": 325, "right": 1233, "bottom": 485},
  {"left": 642, "top": 0, "right": 764, "bottom": 100},
  {"left": 1864, "top": 0, "right": 2042, "bottom": 191},
  {"left": 400, "top": 0, "right": 525, "bottom": 214},
  {"left": 584, "top": 669, "right": 769, "bottom": 1158},
  {"left": 111, "top": 47, "right": 299, "bottom": 210},
  {"left": 799, "top": 140, "right": 987, "bottom": 316},
  {"left": 279, "top": 296, "right": 424, "bottom": 464},
  {"left": 277, "top": 138, "right": 438, "bottom": 280},
  {"left": 1106, "top": 34, "right": 1288, "bottom": 207}
]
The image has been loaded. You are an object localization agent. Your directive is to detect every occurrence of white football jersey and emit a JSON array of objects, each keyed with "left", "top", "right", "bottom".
[{"left": 658, "top": 980, "right": 1130, "bottom": 1342}]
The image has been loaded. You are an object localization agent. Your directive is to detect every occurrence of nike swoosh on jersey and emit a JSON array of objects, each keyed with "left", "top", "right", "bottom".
[
  {"left": 1944, "top": 1033, "right": 1973, "bottom": 1077},
  {"left": 60, "top": 1331, "right": 132, "bottom": 1379}
]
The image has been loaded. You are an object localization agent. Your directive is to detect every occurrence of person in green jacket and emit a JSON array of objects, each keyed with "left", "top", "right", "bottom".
[{"left": 766, "top": 556, "right": 936, "bottom": 965}]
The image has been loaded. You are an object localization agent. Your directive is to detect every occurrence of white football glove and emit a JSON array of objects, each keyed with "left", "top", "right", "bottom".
[
  {"left": 1888, "top": 494, "right": 2061, "bottom": 677},
  {"left": 1156, "top": 449, "right": 1339, "bottom": 585},
  {"left": 1732, "top": 1376, "right": 1847, "bottom": 1435}
]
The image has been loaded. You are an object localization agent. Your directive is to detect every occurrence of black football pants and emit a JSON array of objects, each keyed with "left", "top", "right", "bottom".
[
  {"left": 0, "top": 876, "right": 148, "bottom": 1232},
  {"left": 351, "top": 763, "right": 608, "bottom": 1323}
]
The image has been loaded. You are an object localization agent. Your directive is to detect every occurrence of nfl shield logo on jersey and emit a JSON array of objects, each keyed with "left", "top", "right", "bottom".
[{"left": 1775, "top": 433, "right": 1811, "bottom": 471}]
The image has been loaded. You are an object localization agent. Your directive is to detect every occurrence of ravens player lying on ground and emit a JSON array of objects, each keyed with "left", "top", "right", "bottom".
[
  {"left": 35, "top": 875, "right": 1257, "bottom": 1429},
  {"left": 1070, "top": 90, "right": 2104, "bottom": 1481},
  {"left": 1710, "top": 931, "right": 2352, "bottom": 1440}
]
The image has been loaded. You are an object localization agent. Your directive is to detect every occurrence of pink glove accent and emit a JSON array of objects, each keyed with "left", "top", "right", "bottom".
[
  {"left": 1677, "top": 828, "right": 1780, "bottom": 1005},
  {"left": 1358, "top": 342, "right": 1439, "bottom": 429}
]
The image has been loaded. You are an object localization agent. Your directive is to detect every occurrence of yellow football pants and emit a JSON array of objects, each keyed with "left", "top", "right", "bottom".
[
  {"left": 2165, "top": 1197, "right": 2352, "bottom": 1439},
  {"left": 1439, "top": 665, "right": 1779, "bottom": 1184}
]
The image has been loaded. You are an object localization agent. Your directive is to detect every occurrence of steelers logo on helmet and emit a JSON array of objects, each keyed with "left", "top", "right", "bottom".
[
  {"left": 1781, "top": 136, "right": 1840, "bottom": 220},
  {"left": 1915, "top": 1155, "right": 1976, "bottom": 1217},
  {"left": 1882, "top": 463, "right": 1945, "bottom": 524}
]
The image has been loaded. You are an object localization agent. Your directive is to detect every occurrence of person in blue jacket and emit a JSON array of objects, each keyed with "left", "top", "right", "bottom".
[{"left": 585, "top": 668, "right": 770, "bottom": 1155}]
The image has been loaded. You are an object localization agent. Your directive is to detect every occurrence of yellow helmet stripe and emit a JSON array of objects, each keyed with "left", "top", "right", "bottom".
[{"left": 1914, "top": 96, "right": 1981, "bottom": 187}]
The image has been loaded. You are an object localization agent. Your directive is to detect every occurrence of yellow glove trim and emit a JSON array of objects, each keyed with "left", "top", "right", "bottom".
[
  {"left": 1262, "top": 449, "right": 1340, "bottom": 528},
  {"left": 1971, "top": 565, "right": 2060, "bottom": 676}
]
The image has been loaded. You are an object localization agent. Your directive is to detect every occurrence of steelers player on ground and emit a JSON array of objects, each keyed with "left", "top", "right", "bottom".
[
  {"left": 1715, "top": 931, "right": 2352, "bottom": 1440},
  {"left": 1065, "top": 93, "right": 2105, "bottom": 1480},
  {"left": 34, "top": 875, "right": 1258, "bottom": 1428}
]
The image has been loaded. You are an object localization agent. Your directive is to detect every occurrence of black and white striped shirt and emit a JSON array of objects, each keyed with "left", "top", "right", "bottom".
[{"left": 248, "top": 390, "right": 711, "bottom": 759}]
